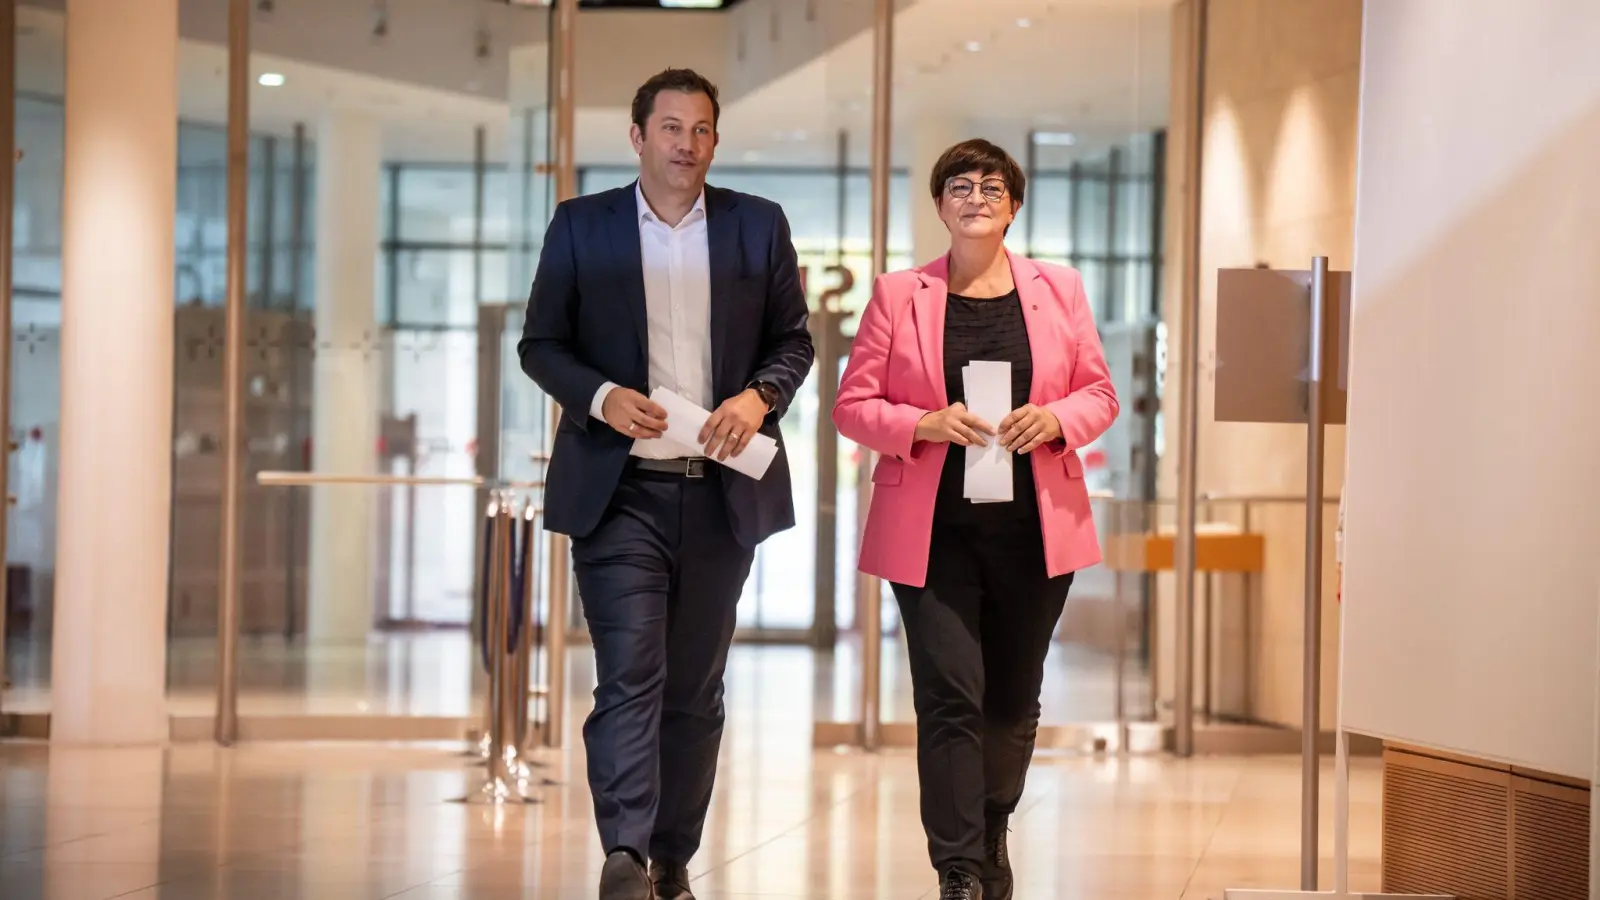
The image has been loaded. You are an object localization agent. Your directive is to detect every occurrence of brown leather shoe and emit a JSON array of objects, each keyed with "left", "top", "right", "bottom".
[
  {"left": 649, "top": 860, "right": 695, "bottom": 900},
  {"left": 600, "top": 850, "right": 651, "bottom": 900}
]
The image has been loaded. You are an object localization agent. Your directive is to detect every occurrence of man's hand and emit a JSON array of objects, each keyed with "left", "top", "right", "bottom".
[
  {"left": 698, "top": 389, "right": 768, "bottom": 461},
  {"left": 998, "top": 403, "right": 1063, "bottom": 454},
  {"left": 601, "top": 388, "right": 668, "bottom": 439}
]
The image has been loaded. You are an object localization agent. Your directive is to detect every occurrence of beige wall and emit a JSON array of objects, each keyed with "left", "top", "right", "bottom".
[{"left": 1158, "top": 0, "right": 1362, "bottom": 731}]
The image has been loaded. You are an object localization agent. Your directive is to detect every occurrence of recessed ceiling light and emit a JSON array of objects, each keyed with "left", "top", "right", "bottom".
[
  {"left": 257, "top": 72, "right": 285, "bottom": 87},
  {"left": 965, "top": 40, "right": 982, "bottom": 52},
  {"left": 1016, "top": 17, "right": 1032, "bottom": 28}
]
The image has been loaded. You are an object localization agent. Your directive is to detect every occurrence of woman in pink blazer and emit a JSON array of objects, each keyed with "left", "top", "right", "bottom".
[{"left": 833, "top": 139, "right": 1118, "bottom": 900}]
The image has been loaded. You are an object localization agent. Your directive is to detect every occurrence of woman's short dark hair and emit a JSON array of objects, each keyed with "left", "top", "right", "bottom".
[
  {"left": 928, "top": 138, "right": 1026, "bottom": 207},
  {"left": 631, "top": 68, "right": 722, "bottom": 132}
]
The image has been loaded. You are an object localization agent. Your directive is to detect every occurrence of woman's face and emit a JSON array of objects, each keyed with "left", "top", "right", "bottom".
[{"left": 937, "top": 169, "right": 1018, "bottom": 242}]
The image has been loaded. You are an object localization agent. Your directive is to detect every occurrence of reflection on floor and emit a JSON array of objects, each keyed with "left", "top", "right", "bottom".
[
  {"left": 4, "top": 632, "right": 1154, "bottom": 724},
  {"left": 0, "top": 740, "right": 1385, "bottom": 899},
  {"left": 0, "top": 641, "right": 1376, "bottom": 899}
]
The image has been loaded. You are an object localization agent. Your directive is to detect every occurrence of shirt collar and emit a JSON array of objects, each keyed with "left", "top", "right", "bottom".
[{"left": 635, "top": 180, "right": 707, "bottom": 226}]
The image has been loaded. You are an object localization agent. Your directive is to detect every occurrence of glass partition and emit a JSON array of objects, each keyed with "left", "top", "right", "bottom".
[
  {"left": 160, "top": 1, "right": 556, "bottom": 737},
  {"left": 3, "top": 8, "right": 65, "bottom": 717}
]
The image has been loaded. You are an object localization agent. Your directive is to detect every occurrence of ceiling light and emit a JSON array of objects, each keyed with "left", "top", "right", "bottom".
[
  {"left": 662, "top": 0, "right": 722, "bottom": 7},
  {"left": 1034, "top": 131, "right": 1077, "bottom": 146},
  {"left": 1016, "top": 17, "right": 1032, "bottom": 28},
  {"left": 257, "top": 72, "right": 285, "bottom": 87},
  {"left": 965, "top": 40, "right": 982, "bottom": 52}
]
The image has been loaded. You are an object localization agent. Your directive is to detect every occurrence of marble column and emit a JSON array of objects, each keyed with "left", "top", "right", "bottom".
[
  {"left": 307, "top": 113, "right": 382, "bottom": 644},
  {"left": 50, "top": 0, "right": 178, "bottom": 744}
]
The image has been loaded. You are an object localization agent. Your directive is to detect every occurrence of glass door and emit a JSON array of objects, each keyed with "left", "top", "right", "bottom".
[{"left": 208, "top": 3, "right": 557, "bottom": 742}]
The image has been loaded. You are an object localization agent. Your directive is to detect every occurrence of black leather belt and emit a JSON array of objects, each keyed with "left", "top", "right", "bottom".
[{"left": 629, "top": 457, "right": 710, "bottom": 478}]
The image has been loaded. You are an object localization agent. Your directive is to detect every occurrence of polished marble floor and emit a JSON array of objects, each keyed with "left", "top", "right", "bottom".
[
  {"left": 1, "top": 631, "right": 1380, "bottom": 900},
  {"left": 0, "top": 739, "right": 1386, "bottom": 900}
]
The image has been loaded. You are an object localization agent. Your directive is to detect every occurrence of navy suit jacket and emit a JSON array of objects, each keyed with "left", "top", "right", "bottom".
[{"left": 517, "top": 182, "right": 815, "bottom": 548}]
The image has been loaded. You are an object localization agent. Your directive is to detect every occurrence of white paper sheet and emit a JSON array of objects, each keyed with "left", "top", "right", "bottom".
[
  {"left": 962, "top": 361, "right": 1013, "bottom": 502},
  {"left": 648, "top": 387, "right": 780, "bottom": 481}
]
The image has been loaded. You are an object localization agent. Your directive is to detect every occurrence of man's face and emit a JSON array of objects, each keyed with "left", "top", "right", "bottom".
[{"left": 631, "top": 89, "right": 717, "bottom": 194}]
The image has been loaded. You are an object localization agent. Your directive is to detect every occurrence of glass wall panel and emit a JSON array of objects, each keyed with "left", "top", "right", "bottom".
[
  {"left": 5, "top": 78, "right": 65, "bottom": 710},
  {"left": 200, "top": 1, "right": 551, "bottom": 725}
]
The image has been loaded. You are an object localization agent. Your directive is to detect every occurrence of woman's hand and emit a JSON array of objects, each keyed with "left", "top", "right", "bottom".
[
  {"left": 914, "top": 402, "right": 996, "bottom": 447},
  {"left": 999, "top": 404, "right": 1063, "bottom": 454}
]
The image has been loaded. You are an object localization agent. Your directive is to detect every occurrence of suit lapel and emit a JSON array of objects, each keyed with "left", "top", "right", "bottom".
[
  {"left": 607, "top": 185, "right": 649, "bottom": 361},
  {"left": 706, "top": 186, "right": 740, "bottom": 398},
  {"left": 912, "top": 257, "right": 950, "bottom": 408}
]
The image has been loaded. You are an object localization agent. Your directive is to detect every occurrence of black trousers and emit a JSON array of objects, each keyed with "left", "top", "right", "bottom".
[
  {"left": 890, "top": 515, "right": 1075, "bottom": 877},
  {"left": 570, "top": 468, "right": 754, "bottom": 865}
]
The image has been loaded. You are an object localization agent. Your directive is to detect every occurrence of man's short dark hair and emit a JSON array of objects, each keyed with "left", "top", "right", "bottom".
[
  {"left": 631, "top": 68, "right": 721, "bottom": 132},
  {"left": 928, "top": 138, "right": 1026, "bottom": 208}
]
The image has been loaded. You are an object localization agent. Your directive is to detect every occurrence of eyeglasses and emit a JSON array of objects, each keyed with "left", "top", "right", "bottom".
[{"left": 946, "top": 177, "right": 1008, "bottom": 203}]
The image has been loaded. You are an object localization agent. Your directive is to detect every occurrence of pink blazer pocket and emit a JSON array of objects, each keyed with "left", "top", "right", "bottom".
[
  {"left": 872, "top": 457, "right": 904, "bottom": 485},
  {"left": 1062, "top": 449, "right": 1084, "bottom": 479}
]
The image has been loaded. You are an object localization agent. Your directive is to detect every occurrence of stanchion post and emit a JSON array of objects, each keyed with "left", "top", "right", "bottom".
[
  {"left": 514, "top": 502, "right": 535, "bottom": 753},
  {"left": 454, "top": 494, "right": 536, "bottom": 805},
  {"left": 488, "top": 499, "right": 516, "bottom": 788},
  {"left": 857, "top": 452, "right": 880, "bottom": 751},
  {"left": 1112, "top": 500, "right": 1128, "bottom": 752}
]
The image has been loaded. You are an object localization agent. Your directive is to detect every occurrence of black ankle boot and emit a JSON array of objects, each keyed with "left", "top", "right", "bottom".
[
  {"left": 983, "top": 820, "right": 1013, "bottom": 900},
  {"left": 939, "top": 869, "right": 983, "bottom": 900}
]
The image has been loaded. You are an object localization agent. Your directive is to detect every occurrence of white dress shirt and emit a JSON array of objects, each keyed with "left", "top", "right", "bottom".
[{"left": 589, "top": 182, "right": 714, "bottom": 459}]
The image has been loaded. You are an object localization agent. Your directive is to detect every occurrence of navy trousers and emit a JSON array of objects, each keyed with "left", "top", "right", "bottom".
[{"left": 570, "top": 468, "right": 754, "bottom": 865}]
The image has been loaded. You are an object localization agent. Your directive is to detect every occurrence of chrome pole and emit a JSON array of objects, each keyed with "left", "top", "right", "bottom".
[
  {"left": 856, "top": 0, "right": 893, "bottom": 753},
  {"left": 0, "top": 0, "right": 16, "bottom": 718},
  {"left": 1300, "top": 255, "right": 1330, "bottom": 891},
  {"left": 455, "top": 496, "right": 535, "bottom": 804},
  {"left": 542, "top": 0, "right": 578, "bottom": 750},
  {"left": 1171, "top": 0, "right": 1208, "bottom": 760},
  {"left": 215, "top": 0, "right": 250, "bottom": 746},
  {"left": 1111, "top": 503, "right": 1128, "bottom": 751}
]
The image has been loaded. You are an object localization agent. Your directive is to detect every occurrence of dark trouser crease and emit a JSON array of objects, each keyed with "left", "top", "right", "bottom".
[{"left": 572, "top": 472, "right": 753, "bottom": 866}]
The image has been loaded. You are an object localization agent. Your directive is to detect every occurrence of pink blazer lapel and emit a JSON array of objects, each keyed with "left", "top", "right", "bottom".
[
  {"left": 1009, "top": 252, "right": 1059, "bottom": 406},
  {"left": 912, "top": 258, "right": 950, "bottom": 408}
]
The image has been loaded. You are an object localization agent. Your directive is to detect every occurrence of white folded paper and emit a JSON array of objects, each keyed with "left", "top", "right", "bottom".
[
  {"left": 648, "top": 387, "right": 780, "bottom": 481},
  {"left": 962, "top": 360, "right": 1013, "bottom": 502}
]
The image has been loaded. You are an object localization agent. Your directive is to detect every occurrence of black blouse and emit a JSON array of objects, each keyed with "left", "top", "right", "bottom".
[{"left": 934, "top": 288, "right": 1038, "bottom": 524}]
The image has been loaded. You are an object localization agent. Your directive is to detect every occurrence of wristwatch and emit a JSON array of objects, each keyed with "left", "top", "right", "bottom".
[{"left": 748, "top": 380, "right": 780, "bottom": 412}]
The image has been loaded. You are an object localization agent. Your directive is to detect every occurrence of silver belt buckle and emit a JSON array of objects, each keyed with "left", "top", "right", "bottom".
[{"left": 684, "top": 458, "right": 706, "bottom": 478}]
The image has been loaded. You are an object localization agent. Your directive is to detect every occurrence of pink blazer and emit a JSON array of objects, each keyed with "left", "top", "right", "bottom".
[{"left": 833, "top": 252, "right": 1119, "bottom": 588}]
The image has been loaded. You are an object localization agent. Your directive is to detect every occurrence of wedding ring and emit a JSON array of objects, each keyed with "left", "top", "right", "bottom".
[{"left": 628, "top": 422, "right": 637, "bottom": 432}]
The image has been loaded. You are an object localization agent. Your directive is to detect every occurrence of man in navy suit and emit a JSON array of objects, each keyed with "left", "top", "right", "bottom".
[{"left": 518, "top": 68, "right": 813, "bottom": 900}]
